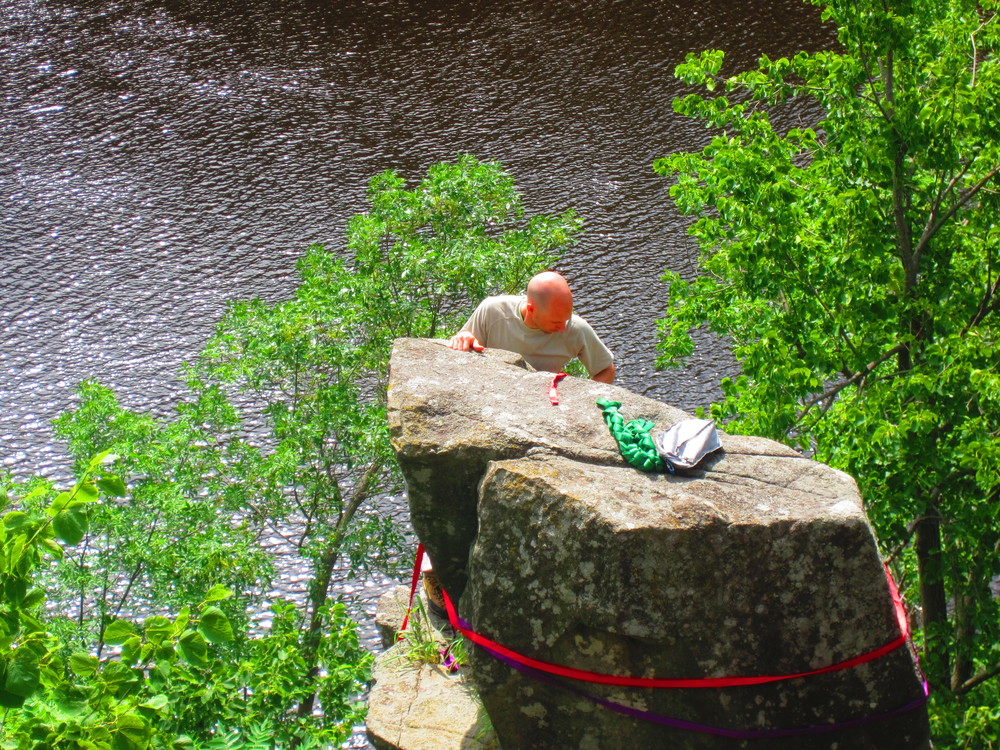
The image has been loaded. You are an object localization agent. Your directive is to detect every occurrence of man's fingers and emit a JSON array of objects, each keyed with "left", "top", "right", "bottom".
[{"left": 449, "top": 332, "right": 484, "bottom": 352}]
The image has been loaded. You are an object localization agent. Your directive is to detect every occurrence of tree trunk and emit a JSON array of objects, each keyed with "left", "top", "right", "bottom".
[
  {"left": 292, "top": 462, "right": 380, "bottom": 742},
  {"left": 913, "top": 514, "right": 949, "bottom": 688},
  {"left": 950, "top": 568, "right": 976, "bottom": 692},
  {"left": 294, "top": 545, "right": 339, "bottom": 730}
]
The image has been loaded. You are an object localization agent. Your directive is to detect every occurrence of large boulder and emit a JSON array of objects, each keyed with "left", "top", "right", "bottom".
[
  {"left": 388, "top": 338, "right": 691, "bottom": 599},
  {"left": 366, "top": 646, "right": 495, "bottom": 750},
  {"left": 387, "top": 338, "right": 930, "bottom": 750}
]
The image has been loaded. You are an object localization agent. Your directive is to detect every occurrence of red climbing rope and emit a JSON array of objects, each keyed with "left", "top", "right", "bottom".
[
  {"left": 548, "top": 371, "right": 567, "bottom": 405},
  {"left": 437, "top": 565, "right": 910, "bottom": 689},
  {"left": 399, "top": 544, "right": 926, "bottom": 737},
  {"left": 396, "top": 542, "right": 425, "bottom": 640}
]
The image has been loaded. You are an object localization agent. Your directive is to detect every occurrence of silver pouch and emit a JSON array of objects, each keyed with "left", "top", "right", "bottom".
[{"left": 653, "top": 419, "right": 721, "bottom": 470}]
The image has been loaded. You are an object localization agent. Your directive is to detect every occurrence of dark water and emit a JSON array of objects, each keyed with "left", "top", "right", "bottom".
[
  {"left": 2, "top": 0, "right": 835, "bottom": 744},
  {"left": 2, "top": 0, "right": 835, "bottom": 477}
]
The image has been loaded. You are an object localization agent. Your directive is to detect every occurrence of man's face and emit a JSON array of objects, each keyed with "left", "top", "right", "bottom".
[{"left": 532, "top": 297, "right": 573, "bottom": 333}]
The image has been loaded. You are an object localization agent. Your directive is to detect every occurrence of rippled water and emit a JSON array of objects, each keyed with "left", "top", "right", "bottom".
[
  {"left": 2, "top": 0, "right": 834, "bottom": 476},
  {"left": 2, "top": 0, "right": 835, "bottom": 745}
]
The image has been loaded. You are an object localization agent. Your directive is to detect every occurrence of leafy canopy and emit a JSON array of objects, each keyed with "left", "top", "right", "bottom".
[
  {"left": 655, "top": 0, "right": 999, "bottom": 743},
  {"left": 3, "top": 455, "right": 367, "bottom": 750}
]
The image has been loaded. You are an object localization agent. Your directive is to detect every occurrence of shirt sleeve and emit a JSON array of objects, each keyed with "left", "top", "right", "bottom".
[
  {"left": 461, "top": 297, "right": 493, "bottom": 345},
  {"left": 574, "top": 317, "right": 614, "bottom": 376}
]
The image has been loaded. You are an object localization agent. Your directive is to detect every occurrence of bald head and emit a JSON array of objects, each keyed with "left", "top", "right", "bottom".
[
  {"left": 527, "top": 271, "right": 573, "bottom": 308},
  {"left": 523, "top": 271, "right": 573, "bottom": 333}
]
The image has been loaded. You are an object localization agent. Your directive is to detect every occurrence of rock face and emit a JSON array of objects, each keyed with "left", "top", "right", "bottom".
[
  {"left": 366, "top": 587, "right": 497, "bottom": 750},
  {"left": 387, "top": 338, "right": 930, "bottom": 750},
  {"left": 366, "top": 653, "right": 493, "bottom": 750}
]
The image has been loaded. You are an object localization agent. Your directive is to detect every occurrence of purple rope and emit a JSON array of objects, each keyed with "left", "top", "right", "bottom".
[{"left": 459, "top": 612, "right": 929, "bottom": 740}]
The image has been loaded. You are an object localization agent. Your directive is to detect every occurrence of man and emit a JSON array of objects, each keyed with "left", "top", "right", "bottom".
[
  {"left": 449, "top": 271, "right": 616, "bottom": 383},
  {"left": 416, "top": 273, "right": 615, "bottom": 617}
]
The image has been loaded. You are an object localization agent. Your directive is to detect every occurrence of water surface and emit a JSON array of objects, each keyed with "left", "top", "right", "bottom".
[{"left": 2, "top": 0, "right": 834, "bottom": 476}]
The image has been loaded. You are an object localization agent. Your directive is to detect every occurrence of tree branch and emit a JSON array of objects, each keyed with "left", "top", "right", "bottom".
[
  {"left": 970, "top": 13, "right": 997, "bottom": 89},
  {"left": 913, "top": 163, "right": 1000, "bottom": 265},
  {"left": 894, "top": 146, "right": 917, "bottom": 290},
  {"left": 955, "top": 662, "right": 1000, "bottom": 695},
  {"left": 796, "top": 344, "right": 904, "bottom": 426},
  {"left": 962, "top": 267, "right": 1000, "bottom": 334},
  {"left": 334, "top": 460, "right": 383, "bottom": 541},
  {"left": 294, "top": 458, "right": 384, "bottom": 729},
  {"left": 929, "top": 160, "right": 975, "bottom": 231},
  {"left": 883, "top": 519, "right": 919, "bottom": 565}
]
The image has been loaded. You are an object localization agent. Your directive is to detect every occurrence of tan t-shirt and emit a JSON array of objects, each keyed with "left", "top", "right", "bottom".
[{"left": 462, "top": 295, "right": 614, "bottom": 376}]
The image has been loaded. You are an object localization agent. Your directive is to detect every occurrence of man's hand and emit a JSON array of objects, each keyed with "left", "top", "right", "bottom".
[{"left": 449, "top": 330, "right": 485, "bottom": 352}]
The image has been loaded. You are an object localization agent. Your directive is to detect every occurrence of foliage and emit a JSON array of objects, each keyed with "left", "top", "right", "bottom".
[
  {"left": 343, "top": 153, "right": 581, "bottom": 369},
  {"left": 1, "top": 454, "right": 114, "bottom": 714},
  {"left": 1, "top": 456, "right": 369, "bottom": 749},
  {"left": 149, "top": 600, "right": 369, "bottom": 749},
  {"left": 1, "top": 453, "right": 222, "bottom": 749},
  {"left": 930, "top": 678, "right": 1000, "bottom": 749},
  {"left": 655, "top": 0, "right": 999, "bottom": 744},
  {"left": 47, "top": 382, "right": 269, "bottom": 651},
  {"left": 48, "top": 155, "right": 580, "bottom": 739},
  {"left": 393, "top": 596, "right": 468, "bottom": 672}
]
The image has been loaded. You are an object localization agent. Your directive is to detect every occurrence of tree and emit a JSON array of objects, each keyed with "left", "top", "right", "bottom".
[
  {"left": 654, "top": 0, "right": 999, "bottom": 744},
  {"left": 46, "top": 381, "right": 270, "bottom": 653},
  {"left": 1, "top": 455, "right": 370, "bottom": 749},
  {"left": 54, "top": 155, "right": 581, "bottom": 739}
]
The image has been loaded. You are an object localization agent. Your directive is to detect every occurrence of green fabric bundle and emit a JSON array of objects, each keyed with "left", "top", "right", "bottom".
[{"left": 596, "top": 398, "right": 666, "bottom": 472}]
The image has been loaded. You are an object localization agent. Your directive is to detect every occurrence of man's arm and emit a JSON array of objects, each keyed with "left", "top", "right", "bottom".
[
  {"left": 573, "top": 316, "right": 615, "bottom": 383},
  {"left": 591, "top": 362, "right": 616, "bottom": 384},
  {"left": 450, "top": 298, "right": 494, "bottom": 352}
]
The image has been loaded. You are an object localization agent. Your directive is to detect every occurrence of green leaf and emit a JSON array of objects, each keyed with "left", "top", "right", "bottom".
[
  {"left": 21, "top": 587, "right": 45, "bottom": 609},
  {"left": 52, "top": 505, "right": 88, "bottom": 545},
  {"left": 101, "top": 661, "right": 140, "bottom": 695},
  {"left": 139, "top": 694, "right": 169, "bottom": 713},
  {"left": 148, "top": 661, "right": 171, "bottom": 690},
  {"left": 18, "top": 486, "right": 48, "bottom": 503},
  {"left": 177, "top": 630, "right": 209, "bottom": 669},
  {"left": 73, "top": 482, "right": 99, "bottom": 504},
  {"left": 4, "top": 649, "right": 40, "bottom": 698},
  {"left": 3, "top": 578, "right": 27, "bottom": 607},
  {"left": 121, "top": 635, "right": 142, "bottom": 665},
  {"left": 0, "top": 687, "right": 25, "bottom": 709},
  {"left": 54, "top": 693, "right": 89, "bottom": 718},
  {"left": 70, "top": 652, "right": 100, "bottom": 676},
  {"left": 172, "top": 606, "right": 190, "bottom": 636},
  {"left": 104, "top": 619, "right": 138, "bottom": 646},
  {"left": 144, "top": 616, "right": 173, "bottom": 646},
  {"left": 40, "top": 537, "right": 64, "bottom": 559},
  {"left": 203, "top": 584, "right": 233, "bottom": 602},
  {"left": 197, "top": 606, "right": 233, "bottom": 644},
  {"left": 47, "top": 491, "right": 73, "bottom": 517},
  {"left": 87, "top": 450, "right": 117, "bottom": 472},
  {"left": 2, "top": 512, "right": 31, "bottom": 532},
  {"left": 97, "top": 475, "right": 127, "bottom": 497},
  {"left": 17, "top": 612, "right": 44, "bottom": 637},
  {"left": 111, "top": 712, "right": 152, "bottom": 750}
]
